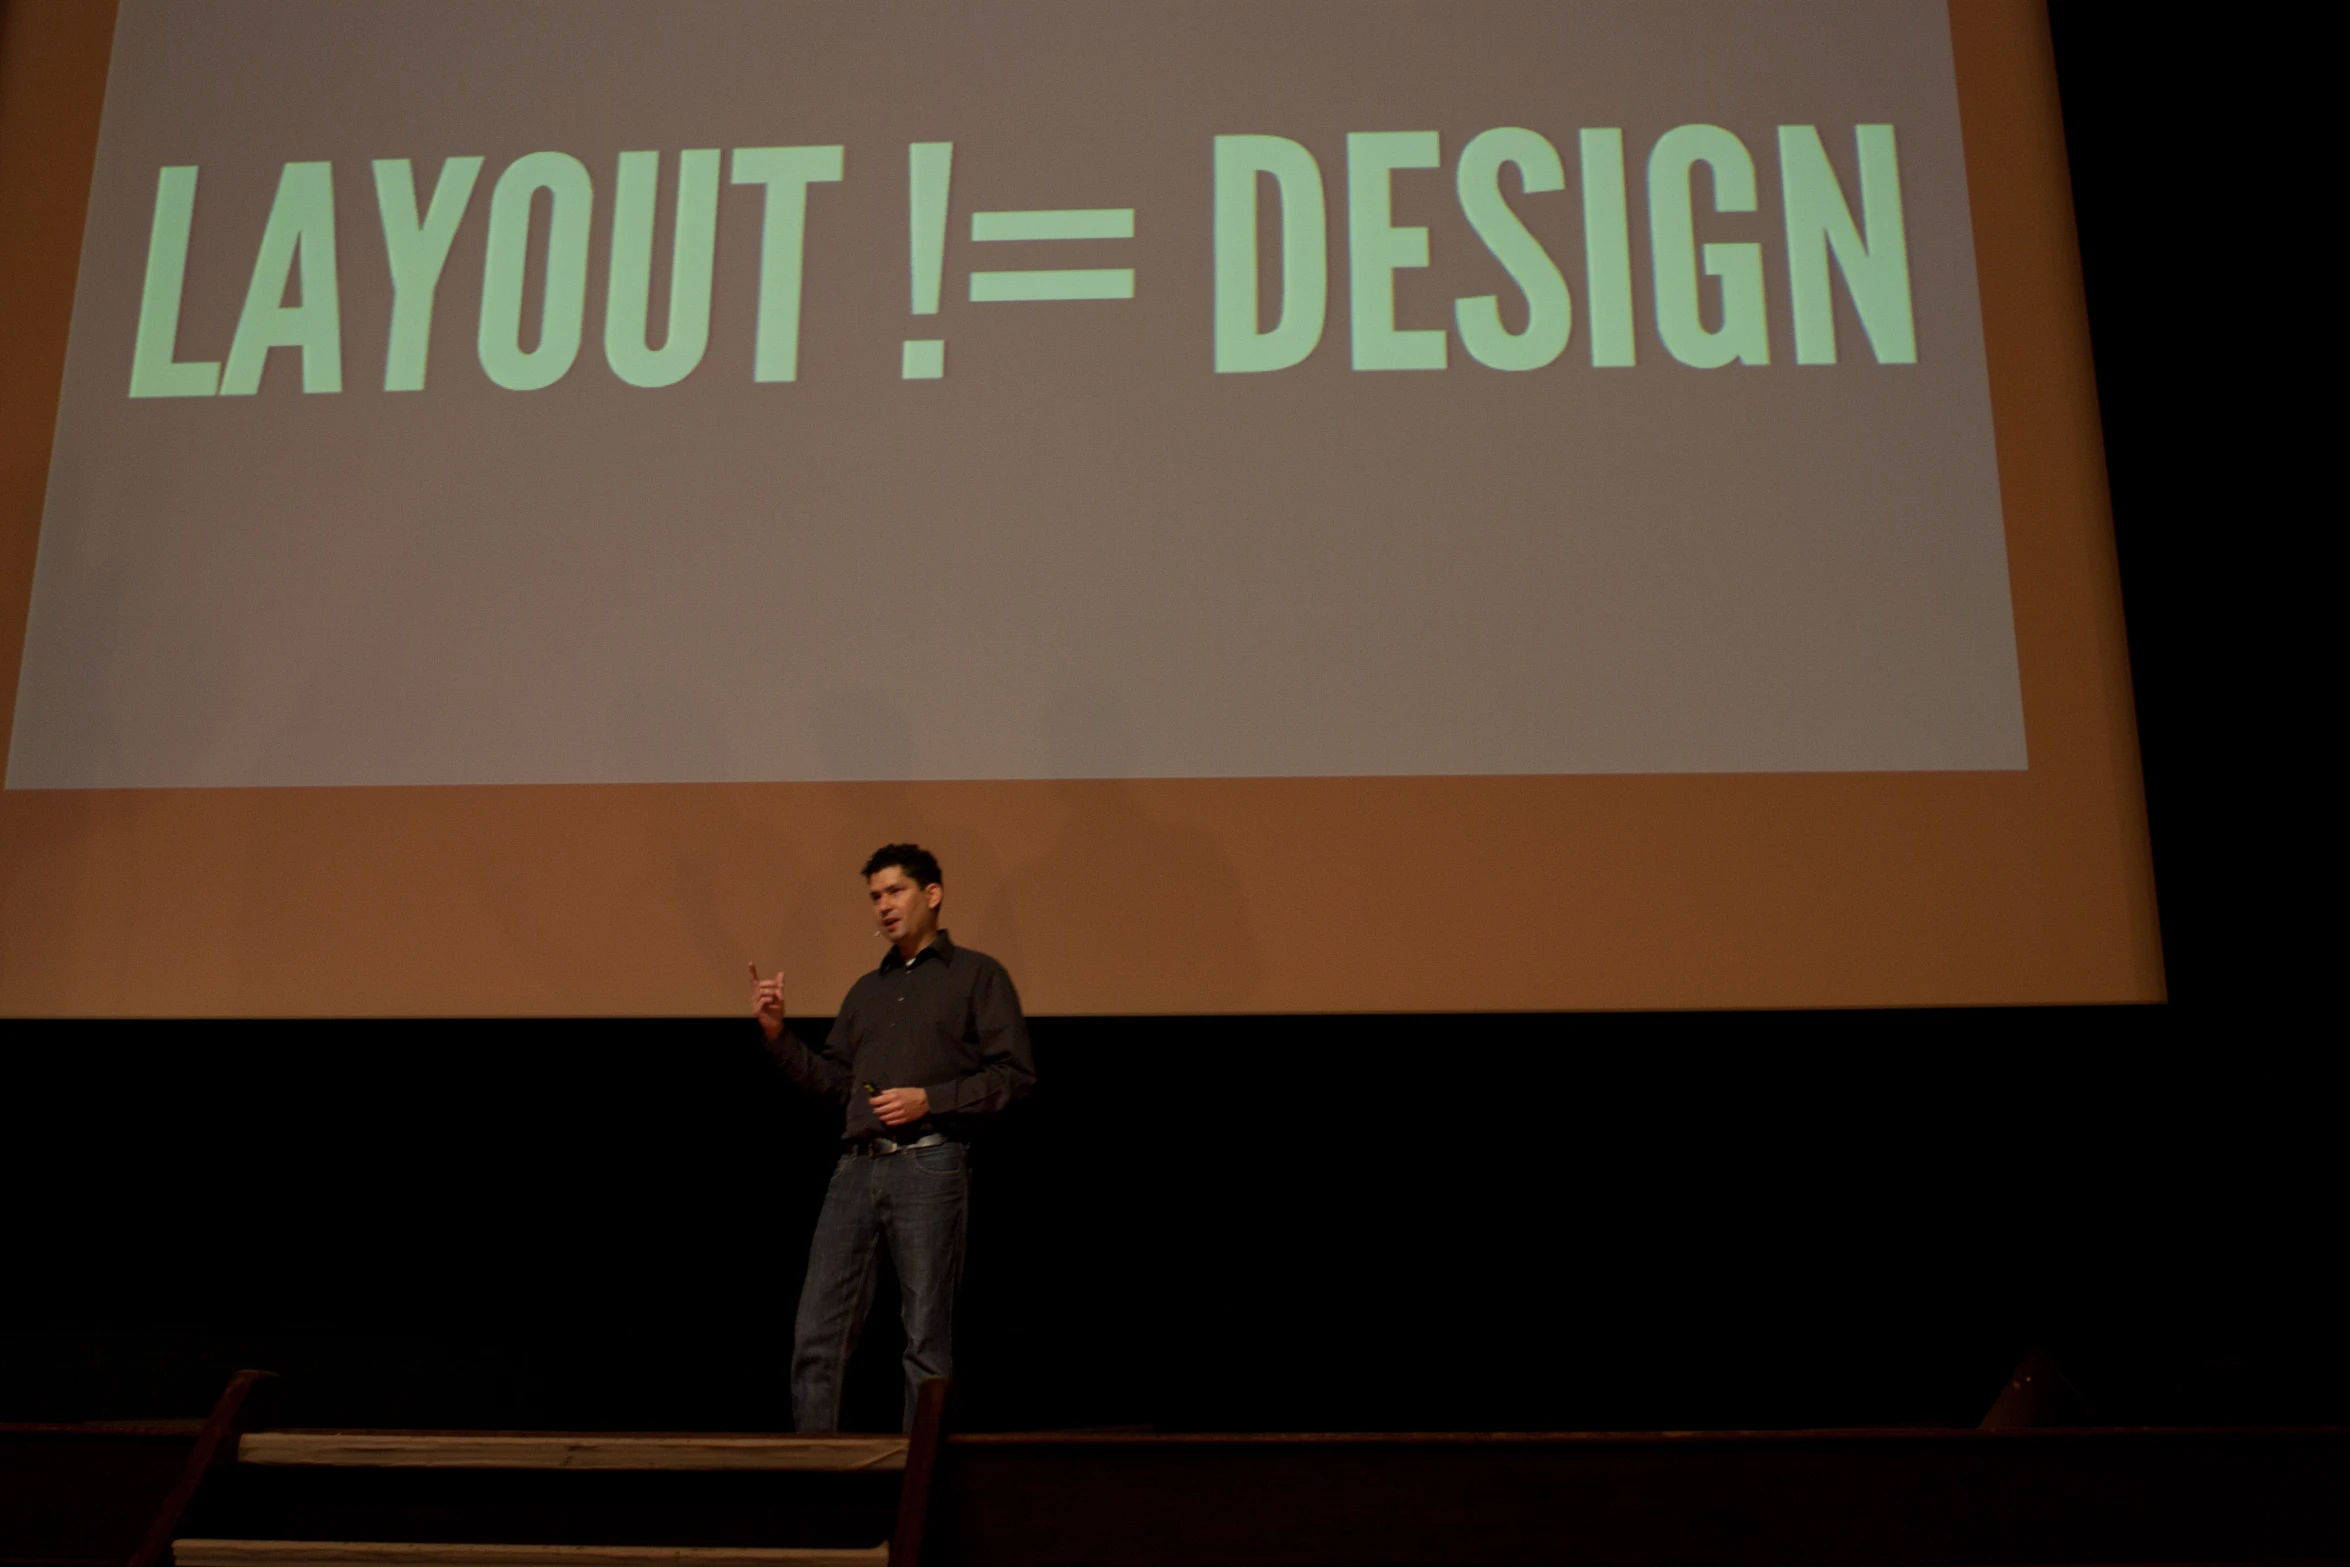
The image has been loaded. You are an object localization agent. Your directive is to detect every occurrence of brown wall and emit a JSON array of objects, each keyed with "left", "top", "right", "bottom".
[{"left": 0, "top": 0, "right": 2159, "bottom": 1017}]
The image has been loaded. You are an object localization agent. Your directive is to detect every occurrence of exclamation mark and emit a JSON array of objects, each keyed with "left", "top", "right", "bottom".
[{"left": 903, "top": 142, "right": 952, "bottom": 379}]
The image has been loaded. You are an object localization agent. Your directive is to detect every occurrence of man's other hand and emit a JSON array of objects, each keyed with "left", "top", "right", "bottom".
[
  {"left": 869, "top": 1087, "right": 929, "bottom": 1127},
  {"left": 749, "top": 962, "right": 786, "bottom": 1040}
]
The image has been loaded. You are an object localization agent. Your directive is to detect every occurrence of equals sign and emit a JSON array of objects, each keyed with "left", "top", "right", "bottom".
[{"left": 968, "top": 208, "right": 1135, "bottom": 301}]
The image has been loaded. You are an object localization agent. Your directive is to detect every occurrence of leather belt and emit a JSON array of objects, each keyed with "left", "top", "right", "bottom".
[{"left": 843, "top": 1132, "right": 949, "bottom": 1157}]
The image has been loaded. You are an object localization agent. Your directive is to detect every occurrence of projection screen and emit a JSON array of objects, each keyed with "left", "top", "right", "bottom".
[{"left": 0, "top": 0, "right": 2159, "bottom": 1015}]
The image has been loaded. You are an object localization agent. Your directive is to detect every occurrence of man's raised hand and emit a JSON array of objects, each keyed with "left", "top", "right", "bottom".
[{"left": 749, "top": 961, "right": 786, "bottom": 1039}]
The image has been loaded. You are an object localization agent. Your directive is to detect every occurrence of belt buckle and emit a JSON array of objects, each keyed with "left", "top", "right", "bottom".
[{"left": 851, "top": 1132, "right": 941, "bottom": 1157}]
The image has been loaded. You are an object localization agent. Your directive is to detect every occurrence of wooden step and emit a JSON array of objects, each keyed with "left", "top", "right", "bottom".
[
  {"left": 236, "top": 1432, "right": 908, "bottom": 1472},
  {"left": 173, "top": 1542, "right": 887, "bottom": 1567}
]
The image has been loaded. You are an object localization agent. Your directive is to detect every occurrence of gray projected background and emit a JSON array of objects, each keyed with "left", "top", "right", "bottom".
[{"left": 8, "top": 0, "right": 2022, "bottom": 789}]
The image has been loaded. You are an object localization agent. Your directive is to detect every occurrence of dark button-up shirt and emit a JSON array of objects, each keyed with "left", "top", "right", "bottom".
[{"left": 761, "top": 931, "right": 1035, "bottom": 1143}]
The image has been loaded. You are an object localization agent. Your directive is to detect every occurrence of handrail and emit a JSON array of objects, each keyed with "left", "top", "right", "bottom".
[
  {"left": 125, "top": 1367, "right": 276, "bottom": 1567},
  {"left": 890, "top": 1377, "right": 952, "bottom": 1567}
]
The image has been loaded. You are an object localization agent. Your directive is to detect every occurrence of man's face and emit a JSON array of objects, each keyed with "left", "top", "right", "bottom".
[{"left": 869, "top": 866, "right": 943, "bottom": 947}]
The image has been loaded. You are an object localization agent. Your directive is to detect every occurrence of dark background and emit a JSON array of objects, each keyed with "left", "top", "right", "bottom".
[{"left": 2, "top": 6, "right": 2336, "bottom": 1435}]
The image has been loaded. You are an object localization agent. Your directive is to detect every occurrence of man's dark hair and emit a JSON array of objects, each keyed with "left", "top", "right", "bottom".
[{"left": 862, "top": 842, "right": 943, "bottom": 888}]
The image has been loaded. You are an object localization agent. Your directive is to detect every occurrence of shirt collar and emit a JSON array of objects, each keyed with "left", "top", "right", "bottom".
[{"left": 880, "top": 929, "right": 956, "bottom": 973}]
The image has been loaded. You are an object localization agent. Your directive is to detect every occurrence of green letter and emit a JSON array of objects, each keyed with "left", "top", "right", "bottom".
[
  {"left": 374, "top": 156, "right": 482, "bottom": 392},
  {"left": 1348, "top": 131, "right": 1444, "bottom": 371},
  {"left": 1780, "top": 124, "right": 1914, "bottom": 365},
  {"left": 128, "top": 165, "right": 218, "bottom": 398},
  {"left": 478, "top": 151, "right": 593, "bottom": 392},
  {"left": 220, "top": 161, "right": 341, "bottom": 395},
  {"left": 729, "top": 145, "right": 844, "bottom": 383},
  {"left": 1454, "top": 128, "right": 1570, "bottom": 372},
  {"left": 1648, "top": 125, "right": 1768, "bottom": 368},
  {"left": 1213, "top": 135, "right": 1326, "bottom": 374},
  {"left": 606, "top": 149, "right": 720, "bottom": 388},
  {"left": 1579, "top": 129, "right": 1635, "bottom": 368}
]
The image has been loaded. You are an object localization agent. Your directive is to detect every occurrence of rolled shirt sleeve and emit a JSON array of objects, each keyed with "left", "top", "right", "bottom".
[{"left": 761, "top": 1020, "right": 854, "bottom": 1102}]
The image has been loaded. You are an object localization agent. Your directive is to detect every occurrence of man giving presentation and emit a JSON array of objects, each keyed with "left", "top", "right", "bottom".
[{"left": 750, "top": 844, "right": 1036, "bottom": 1431}]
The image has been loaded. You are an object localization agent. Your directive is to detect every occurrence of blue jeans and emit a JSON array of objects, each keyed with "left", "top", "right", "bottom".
[{"left": 791, "top": 1140, "right": 969, "bottom": 1431}]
